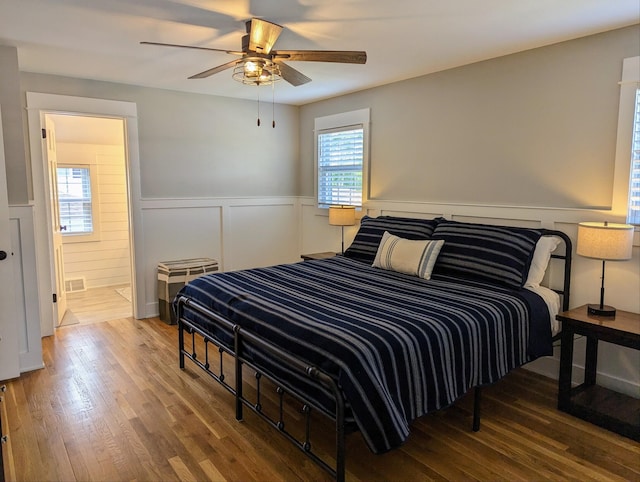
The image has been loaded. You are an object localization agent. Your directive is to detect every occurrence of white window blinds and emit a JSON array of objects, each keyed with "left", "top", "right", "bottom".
[
  {"left": 57, "top": 167, "right": 94, "bottom": 234},
  {"left": 629, "top": 89, "right": 640, "bottom": 226},
  {"left": 317, "top": 126, "right": 364, "bottom": 207}
]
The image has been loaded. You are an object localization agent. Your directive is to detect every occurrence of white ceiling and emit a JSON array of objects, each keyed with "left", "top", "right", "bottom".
[
  {"left": 1, "top": 0, "right": 638, "bottom": 106},
  {"left": 47, "top": 114, "right": 125, "bottom": 146}
]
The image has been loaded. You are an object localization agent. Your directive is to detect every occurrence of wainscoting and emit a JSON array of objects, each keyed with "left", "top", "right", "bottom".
[
  {"left": 139, "top": 196, "right": 302, "bottom": 319},
  {"left": 12, "top": 194, "right": 640, "bottom": 397},
  {"left": 133, "top": 196, "right": 639, "bottom": 398},
  {"left": 8, "top": 204, "right": 43, "bottom": 373}
]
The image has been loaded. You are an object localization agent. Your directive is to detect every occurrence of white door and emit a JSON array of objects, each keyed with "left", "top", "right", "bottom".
[
  {"left": 43, "top": 115, "right": 67, "bottom": 325},
  {"left": 0, "top": 105, "right": 20, "bottom": 380}
]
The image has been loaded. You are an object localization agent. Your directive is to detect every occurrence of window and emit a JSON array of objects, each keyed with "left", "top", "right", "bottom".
[
  {"left": 628, "top": 88, "right": 640, "bottom": 225},
  {"left": 57, "top": 165, "right": 99, "bottom": 239},
  {"left": 613, "top": 56, "right": 639, "bottom": 229},
  {"left": 317, "top": 127, "right": 364, "bottom": 206},
  {"left": 315, "top": 109, "right": 369, "bottom": 208}
]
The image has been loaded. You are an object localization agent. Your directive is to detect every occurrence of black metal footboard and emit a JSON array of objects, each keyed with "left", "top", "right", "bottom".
[{"left": 176, "top": 295, "right": 347, "bottom": 481}]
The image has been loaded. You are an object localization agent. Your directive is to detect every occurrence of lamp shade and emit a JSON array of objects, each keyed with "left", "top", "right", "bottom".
[
  {"left": 576, "top": 222, "right": 634, "bottom": 261},
  {"left": 328, "top": 205, "right": 356, "bottom": 226}
]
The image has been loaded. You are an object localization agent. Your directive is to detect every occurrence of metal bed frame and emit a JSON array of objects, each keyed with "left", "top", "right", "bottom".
[{"left": 176, "top": 229, "right": 572, "bottom": 481}]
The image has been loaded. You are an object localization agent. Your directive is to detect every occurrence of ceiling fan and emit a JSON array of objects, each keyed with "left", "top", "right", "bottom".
[{"left": 141, "top": 17, "right": 367, "bottom": 87}]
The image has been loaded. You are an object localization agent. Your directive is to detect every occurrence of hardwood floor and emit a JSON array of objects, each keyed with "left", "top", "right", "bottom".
[
  {"left": 60, "top": 285, "right": 132, "bottom": 327},
  {"left": 2, "top": 317, "right": 639, "bottom": 481}
]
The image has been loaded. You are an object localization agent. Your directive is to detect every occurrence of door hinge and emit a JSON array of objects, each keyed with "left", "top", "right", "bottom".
[
  {"left": 53, "top": 293, "right": 57, "bottom": 303},
  {"left": 42, "top": 128, "right": 47, "bottom": 139}
]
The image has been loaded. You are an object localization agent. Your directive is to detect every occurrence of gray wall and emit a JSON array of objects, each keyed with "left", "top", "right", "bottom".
[
  {"left": 0, "top": 46, "right": 29, "bottom": 204},
  {"left": 8, "top": 24, "right": 640, "bottom": 208},
  {"left": 299, "top": 25, "right": 640, "bottom": 210},
  {"left": 18, "top": 73, "right": 300, "bottom": 200}
]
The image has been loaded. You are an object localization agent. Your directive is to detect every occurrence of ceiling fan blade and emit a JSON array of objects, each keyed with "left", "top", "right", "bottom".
[
  {"left": 247, "top": 18, "right": 283, "bottom": 54},
  {"left": 188, "top": 59, "right": 239, "bottom": 79},
  {"left": 141, "top": 41, "right": 243, "bottom": 55},
  {"left": 274, "top": 61, "right": 311, "bottom": 87},
  {"left": 273, "top": 50, "right": 367, "bottom": 64}
]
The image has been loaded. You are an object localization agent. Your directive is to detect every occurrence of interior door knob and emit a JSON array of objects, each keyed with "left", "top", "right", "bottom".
[{"left": 0, "top": 251, "right": 7, "bottom": 260}]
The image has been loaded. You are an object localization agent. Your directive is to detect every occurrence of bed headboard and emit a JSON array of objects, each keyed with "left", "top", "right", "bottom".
[{"left": 538, "top": 228, "right": 572, "bottom": 312}]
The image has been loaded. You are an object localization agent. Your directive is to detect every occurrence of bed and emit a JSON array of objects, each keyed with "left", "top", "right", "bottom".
[{"left": 174, "top": 216, "right": 572, "bottom": 481}]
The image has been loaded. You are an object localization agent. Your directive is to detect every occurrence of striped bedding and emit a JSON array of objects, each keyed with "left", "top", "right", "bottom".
[{"left": 176, "top": 255, "right": 551, "bottom": 454}]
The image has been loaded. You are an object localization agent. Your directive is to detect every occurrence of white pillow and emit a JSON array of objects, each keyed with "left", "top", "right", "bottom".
[
  {"left": 524, "top": 236, "right": 561, "bottom": 289},
  {"left": 373, "top": 231, "right": 444, "bottom": 280}
]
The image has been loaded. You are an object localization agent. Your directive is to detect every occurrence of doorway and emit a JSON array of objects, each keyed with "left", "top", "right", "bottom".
[
  {"left": 26, "top": 92, "right": 145, "bottom": 337},
  {"left": 47, "top": 114, "right": 133, "bottom": 327}
]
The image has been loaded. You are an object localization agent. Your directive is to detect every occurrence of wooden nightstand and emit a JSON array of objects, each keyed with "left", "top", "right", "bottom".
[
  {"left": 556, "top": 305, "right": 640, "bottom": 441},
  {"left": 300, "top": 252, "right": 337, "bottom": 261}
]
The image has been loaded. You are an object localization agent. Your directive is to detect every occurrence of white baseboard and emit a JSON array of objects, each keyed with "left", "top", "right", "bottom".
[
  {"left": 19, "top": 361, "right": 45, "bottom": 373},
  {"left": 525, "top": 356, "right": 640, "bottom": 398},
  {"left": 146, "top": 301, "right": 159, "bottom": 319}
]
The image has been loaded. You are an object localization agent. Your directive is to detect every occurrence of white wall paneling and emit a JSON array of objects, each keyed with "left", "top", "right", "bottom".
[
  {"left": 226, "top": 202, "right": 299, "bottom": 271},
  {"left": 9, "top": 204, "right": 44, "bottom": 373},
  {"left": 300, "top": 200, "right": 336, "bottom": 255},
  {"left": 299, "top": 198, "right": 360, "bottom": 256},
  {"left": 140, "top": 197, "right": 299, "bottom": 318},
  {"left": 141, "top": 202, "right": 222, "bottom": 318}
]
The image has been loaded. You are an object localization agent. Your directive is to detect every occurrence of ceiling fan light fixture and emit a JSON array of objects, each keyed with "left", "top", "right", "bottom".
[
  {"left": 232, "top": 57, "right": 282, "bottom": 86},
  {"left": 143, "top": 17, "right": 366, "bottom": 89}
]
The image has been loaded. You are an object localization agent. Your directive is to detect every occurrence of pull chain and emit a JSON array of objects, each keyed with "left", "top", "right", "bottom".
[
  {"left": 257, "top": 85, "right": 261, "bottom": 127},
  {"left": 272, "top": 78, "right": 276, "bottom": 128}
]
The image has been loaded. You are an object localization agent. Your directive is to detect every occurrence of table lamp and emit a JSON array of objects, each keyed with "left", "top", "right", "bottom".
[
  {"left": 576, "top": 221, "right": 634, "bottom": 316},
  {"left": 329, "top": 205, "right": 356, "bottom": 254}
]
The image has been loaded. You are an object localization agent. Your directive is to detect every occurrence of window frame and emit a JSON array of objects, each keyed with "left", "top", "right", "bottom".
[
  {"left": 314, "top": 108, "right": 370, "bottom": 209},
  {"left": 57, "top": 163, "right": 101, "bottom": 243},
  {"left": 612, "top": 56, "right": 640, "bottom": 231},
  {"left": 627, "top": 88, "right": 640, "bottom": 226}
]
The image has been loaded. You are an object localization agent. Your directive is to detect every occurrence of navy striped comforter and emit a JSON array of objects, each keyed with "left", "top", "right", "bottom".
[{"left": 176, "top": 255, "right": 551, "bottom": 454}]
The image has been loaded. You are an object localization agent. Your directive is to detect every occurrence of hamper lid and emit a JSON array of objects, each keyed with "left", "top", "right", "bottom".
[{"left": 158, "top": 257, "right": 218, "bottom": 270}]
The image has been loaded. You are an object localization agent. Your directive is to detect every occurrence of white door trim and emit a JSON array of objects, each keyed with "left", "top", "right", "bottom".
[{"left": 26, "top": 93, "right": 145, "bottom": 336}]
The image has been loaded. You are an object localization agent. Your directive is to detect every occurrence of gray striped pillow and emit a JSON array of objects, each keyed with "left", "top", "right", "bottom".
[{"left": 344, "top": 216, "right": 438, "bottom": 264}]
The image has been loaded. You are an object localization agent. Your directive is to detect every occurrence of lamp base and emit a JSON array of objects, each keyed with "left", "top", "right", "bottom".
[{"left": 587, "top": 304, "right": 616, "bottom": 317}]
